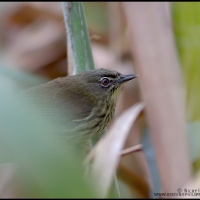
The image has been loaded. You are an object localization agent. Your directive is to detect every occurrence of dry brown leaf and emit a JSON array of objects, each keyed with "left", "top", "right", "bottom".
[
  {"left": 84, "top": 102, "right": 144, "bottom": 197},
  {"left": 26, "top": 2, "right": 63, "bottom": 21},
  {"left": 117, "top": 163, "right": 149, "bottom": 198},
  {"left": 122, "top": 2, "right": 191, "bottom": 192},
  {"left": 1, "top": 20, "right": 65, "bottom": 71},
  {"left": 0, "top": 2, "right": 66, "bottom": 80},
  {"left": 108, "top": 2, "right": 128, "bottom": 58},
  {"left": 119, "top": 114, "right": 152, "bottom": 198}
]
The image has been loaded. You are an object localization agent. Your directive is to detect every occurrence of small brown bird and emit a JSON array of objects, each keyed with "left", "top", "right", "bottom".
[{"left": 19, "top": 68, "right": 137, "bottom": 144}]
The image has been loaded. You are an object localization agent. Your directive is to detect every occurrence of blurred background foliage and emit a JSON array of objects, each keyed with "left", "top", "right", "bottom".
[
  {"left": 173, "top": 2, "right": 200, "bottom": 122},
  {"left": 0, "top": 2, "right": 200, "bottom": 198},
  {"left": 172, "top": 2, "right": 200, "bottom": 175}
]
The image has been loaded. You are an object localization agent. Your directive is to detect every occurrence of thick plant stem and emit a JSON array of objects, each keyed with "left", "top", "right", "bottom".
[
  {"left": 61, "top": 2, "right": 95, "bottom": 74},
  {"left": 122, "top": 2, "right": 191, "bottom": 193}
]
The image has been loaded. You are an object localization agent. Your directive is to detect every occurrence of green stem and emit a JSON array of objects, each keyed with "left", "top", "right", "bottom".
[{"left": 61, "top": 2, "right": 95, "bottom": 74}]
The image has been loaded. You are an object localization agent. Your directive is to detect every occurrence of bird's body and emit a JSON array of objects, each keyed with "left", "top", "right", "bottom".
[{"left": 19, "top": 68, "right": 137, "bottom": 144}]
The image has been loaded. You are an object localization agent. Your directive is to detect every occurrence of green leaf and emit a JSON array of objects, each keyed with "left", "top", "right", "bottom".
[{"left": 0, "top": 67, "right": 96, "bottom": 198}]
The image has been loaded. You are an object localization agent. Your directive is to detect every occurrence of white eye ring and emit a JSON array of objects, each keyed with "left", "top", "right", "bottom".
[{"left": 100, "top": 77, "right": 110, "bottom": 87}]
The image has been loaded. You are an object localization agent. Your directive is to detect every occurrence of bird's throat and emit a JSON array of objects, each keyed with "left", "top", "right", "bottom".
[{"left": 111, "top": 85, "right": 123, "bottom": 103}]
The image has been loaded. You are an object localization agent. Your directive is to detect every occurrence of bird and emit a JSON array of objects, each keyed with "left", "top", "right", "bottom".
[{"left": 18, "top": 68, "right": 137, "bottom": 144}]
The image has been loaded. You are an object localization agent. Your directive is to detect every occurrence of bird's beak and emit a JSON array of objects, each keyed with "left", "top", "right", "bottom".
[{"left": 116, "top": 74, "right": 138, "bottom": 84}]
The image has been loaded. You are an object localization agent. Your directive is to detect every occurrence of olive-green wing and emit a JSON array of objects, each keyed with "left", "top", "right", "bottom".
[{"left": 18, "top": 76, "right": 97, "bottom": 124}]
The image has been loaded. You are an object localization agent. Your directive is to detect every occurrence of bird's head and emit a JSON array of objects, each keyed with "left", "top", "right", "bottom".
[{"left": 76, "top": 68, "right": 137, "bottom": 103}]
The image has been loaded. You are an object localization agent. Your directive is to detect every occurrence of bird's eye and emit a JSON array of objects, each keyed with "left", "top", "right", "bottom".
[{"left": 100, "top": 77, "right": 110, "bottom": 87}]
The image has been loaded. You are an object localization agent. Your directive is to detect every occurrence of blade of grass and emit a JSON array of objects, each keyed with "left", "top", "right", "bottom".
[{"left": 61, "top": 2, "right": 95, "bottom": 74}]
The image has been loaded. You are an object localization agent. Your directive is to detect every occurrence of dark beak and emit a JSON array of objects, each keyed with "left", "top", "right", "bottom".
[{"left": 116, "top": 74, "right": 138, "bottom": 84}]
